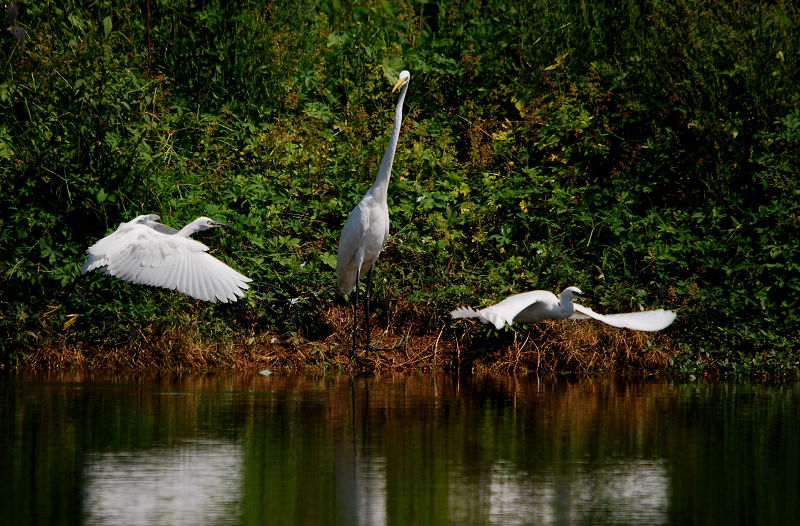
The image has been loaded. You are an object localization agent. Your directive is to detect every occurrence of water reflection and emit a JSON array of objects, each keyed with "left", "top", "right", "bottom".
[
  {"left": 84, "top": 440, "right": 243, "bottom": 525},
  {"left": 446, "top": 458, "right": 669, "bottom": 525},
  {"left": 354, "top": 457, "right": 387, "bottom": 526},
  {"left": 0, "top": 373, "right": 797, "bottom": 526},
  {"left": 335, "top": 380, "right": 387, "bottom": 526}
]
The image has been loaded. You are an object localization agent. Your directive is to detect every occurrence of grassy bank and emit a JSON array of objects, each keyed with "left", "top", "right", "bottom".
[
  {"left": 15, "top": 304, "right": 676, "bottom": 376},
  {"left": 2, "top": 0, "right": 799, "bottom": 377}
]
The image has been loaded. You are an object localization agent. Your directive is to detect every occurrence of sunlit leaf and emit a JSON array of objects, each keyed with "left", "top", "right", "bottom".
[{"left": 382, "top": 57, "right": 407, "bottom": 83}]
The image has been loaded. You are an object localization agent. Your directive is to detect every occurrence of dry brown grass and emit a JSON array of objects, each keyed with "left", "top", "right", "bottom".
[{"left": 16, "top": 305, "right": 679, "bottom": 375}]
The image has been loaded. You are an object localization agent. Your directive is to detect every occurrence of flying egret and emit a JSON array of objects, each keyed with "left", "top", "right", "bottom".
[
  {"left": 451, "top": 286, "right": 676, "bottom": 331},
  {"left": 336, "top": 70, "right": 411, "bottom": 360},
  {"left": 82, "top": 215, "right": 252, "bottom": 303}
]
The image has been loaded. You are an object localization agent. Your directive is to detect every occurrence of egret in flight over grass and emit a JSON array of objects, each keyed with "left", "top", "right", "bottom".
[
  {"left": 337, "top": 70, "right": 411, "bottom": 360},
  {"left": 451, "top": 286, "right": 676, "bottom": 331},
  {"left": 82, "top": 214, "right": 252, "bottom": 303}
]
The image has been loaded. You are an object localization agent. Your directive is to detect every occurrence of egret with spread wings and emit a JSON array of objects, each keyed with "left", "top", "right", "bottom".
[
  {"left": 82, "top": 215, "right": 252, "bottom": 303},
  {"left": 451, "top": 286, "right": 676, "bottom": 331}
]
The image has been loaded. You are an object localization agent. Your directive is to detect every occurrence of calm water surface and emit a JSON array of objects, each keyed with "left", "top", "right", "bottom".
[{"left": 0, "top": 372, "right": 798, "bottom": 525}]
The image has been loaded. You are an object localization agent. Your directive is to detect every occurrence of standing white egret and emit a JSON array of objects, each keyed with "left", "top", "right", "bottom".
[
  {"left": 337, "top": 70, "right": 411, "bottom": 360},
  {"left": 451, "top": 286, "right": 676, "bottom": 331},
  {"left": 82, "top": 214, "right": 252, "bottom": 303}
]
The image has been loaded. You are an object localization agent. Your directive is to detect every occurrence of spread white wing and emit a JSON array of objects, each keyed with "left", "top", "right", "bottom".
[
  {"left": 81, "top": 217, "right": 158, "bottom": 274},
  {"left": 451, "top": 291, "right": 553, "bottom": 330},
  {"left": 571, "top": 304, "right": 676, "bottom": 331},
  {"left": 84, "top": 224, "right": 251, "bottom": 303}
]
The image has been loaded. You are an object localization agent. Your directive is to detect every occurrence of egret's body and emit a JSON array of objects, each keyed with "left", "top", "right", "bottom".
[
  {"left": 451, "top": 286, "right": 676, "bottom": 331},
  {"left": 336, "top": 194, "right": 389, "bottom": 295},
  {"left": 82, "top": 215, "right": 252, "bottom": 303},
  {"left": 337, "top": 70, "right": 411, "bottom": 358}
]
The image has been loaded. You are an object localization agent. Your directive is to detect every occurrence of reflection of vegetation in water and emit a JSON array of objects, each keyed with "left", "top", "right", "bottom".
[
  {"left": 1, "top": 375, "right": 798, "bottom": 524},
  {"left": 2, "top": 1, "right": 799, "bottom": 375}
]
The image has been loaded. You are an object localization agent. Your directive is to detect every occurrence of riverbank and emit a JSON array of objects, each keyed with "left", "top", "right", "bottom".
[{"left": 12, "top": 305, "right": 678, "bottom": 376}]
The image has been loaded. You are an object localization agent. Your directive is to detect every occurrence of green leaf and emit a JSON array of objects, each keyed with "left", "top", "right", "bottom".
[
  {"left": 382, "top": 57, "right": 407, "bottom": 83},
  {"left": 319, "top": 252, "right": 337, "bottom": 270},
  {"left": 326, "top": 32, "right": 346, "bottom": 48},
  {"left": 103, "top": 16, "right": 112, "bottom": 37}
]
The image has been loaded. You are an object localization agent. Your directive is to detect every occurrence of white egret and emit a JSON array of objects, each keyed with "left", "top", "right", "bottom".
[
  {"left": 82, "top": 215, "right": 252, "bottom": 303},
  {"left": 336, "top": 70, "right": 411, "bottom": 360},
  {"left": 451, "top": 286, "right": 676, "bottom": 331}
]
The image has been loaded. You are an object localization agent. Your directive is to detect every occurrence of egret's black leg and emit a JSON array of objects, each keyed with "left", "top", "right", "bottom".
[
  {"left": 350, "top": 268, "right": 361, "bottom": 362},
  {"left": 364, "top": 265, "right": 374, "bottom": 351},
  {"left": 364, "top": 264, "right": 387, "bottom": 353}
]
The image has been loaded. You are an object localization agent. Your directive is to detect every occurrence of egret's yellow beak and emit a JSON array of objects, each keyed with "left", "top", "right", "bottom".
[{"left": 392, "top": 76, "right": 409, "bottom": 93}]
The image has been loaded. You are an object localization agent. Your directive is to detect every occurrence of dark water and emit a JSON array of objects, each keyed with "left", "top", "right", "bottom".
[{"left": 0, "top": 372, "right": 798, "bottom": 525}]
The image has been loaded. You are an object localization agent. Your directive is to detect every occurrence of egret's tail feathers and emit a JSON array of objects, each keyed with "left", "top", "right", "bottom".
[{"left": 450, "top": 306, "right": 480, "bottom": 320}]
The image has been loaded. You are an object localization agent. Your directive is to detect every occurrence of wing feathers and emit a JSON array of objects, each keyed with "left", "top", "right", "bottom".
[
  {"left": 336, "top": 204, "right": 370, "bottom": 294},
  {"left": 452, "top": 291, "right": 676, "bottom": 332},
  {"left": 82, "top": 220, "right": 251, "bottom": 303},
  {"left": 571, "top": 304, "right": 676, "bottom": 331},
  {"left": 450, "top": 306, "right": 480, "bottom": 320}
]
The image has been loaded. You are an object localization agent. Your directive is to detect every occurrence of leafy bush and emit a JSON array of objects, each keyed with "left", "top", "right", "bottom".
[{"left": 1, "top": 0, "right": 798, "bottom": 375}]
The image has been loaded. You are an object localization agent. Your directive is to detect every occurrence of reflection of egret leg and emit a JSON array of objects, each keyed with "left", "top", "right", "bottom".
[
  {"left": 363, "top": 378, "right": 370, "bottom": 443},
  {"left": 334, "top": 376, "right": 359, "bottom": 523},
  {"left": 351, "top": 376, "right": 358, "bottom": 459}
]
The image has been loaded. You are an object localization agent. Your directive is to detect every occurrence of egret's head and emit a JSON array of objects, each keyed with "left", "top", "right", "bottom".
[
  {"left": 193, "top": 216, "right": 226, "bottom": 231},
  {"left": 560, "top": 286, "right": 598, "bottom": 303},
  {"left": 561, "top": 286, "right": 582, "bottom": 298},
  {"left": 560, "top": 286, "right": 596, "bottom": 302},
  {"left": 392, "top": 70, "right": 411, "bottom": 93}
]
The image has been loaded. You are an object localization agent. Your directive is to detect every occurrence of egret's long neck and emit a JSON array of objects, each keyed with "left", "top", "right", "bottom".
[
  {"left": 371, "top": 83, "right": 409, "bottom": 201},
  {"left": 557, "top": 293, "right": 576, "bottom": 318},
  {"left": 177, "top": 222, "right": 202, "bottom": 237}
]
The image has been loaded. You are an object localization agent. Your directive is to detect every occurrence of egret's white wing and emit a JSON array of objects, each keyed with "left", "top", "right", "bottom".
[
  {"left": 84, "top": 223, "right": 136, "bottom": 273},
  {"left": 82, "top": 216, "right": 164, "bottom": 274},
  {"left": 145, "top": 221, "right": 180, "bottom": 235},
  {"left": 336, "top": 202, "right": 371, "bottom": 293},
  {"left": 83, "top": 231, "right": 134, "bottom": 273},
  {"left": 571, "top": 304, "right": 676, "bottom": 331},
  {"left": 452, "top": 291, "right": 553, "bottom": 330},
  {"left": 490, "top": 291, "right": 554, "bottom": 328},
  {"left": 182, "top": 251, "right": 251, "bottom": 302},
  {"left": 82, "top": 249, "right": 113, "bottom": 274},
  {"left": 102, "top": 228, "right": 251, "bottom": 303},
  {"left": 450, "top": 306, "right": 483, "bottom": 326}
]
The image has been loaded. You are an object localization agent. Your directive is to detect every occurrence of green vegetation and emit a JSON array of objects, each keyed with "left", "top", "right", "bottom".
[{"left": 1, "top": 0, "right": 798, "bottom": 376}]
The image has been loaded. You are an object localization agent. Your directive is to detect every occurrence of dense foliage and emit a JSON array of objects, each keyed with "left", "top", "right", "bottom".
[{"left": 2, "top": 0, "right": 799, "bottom": 375}]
